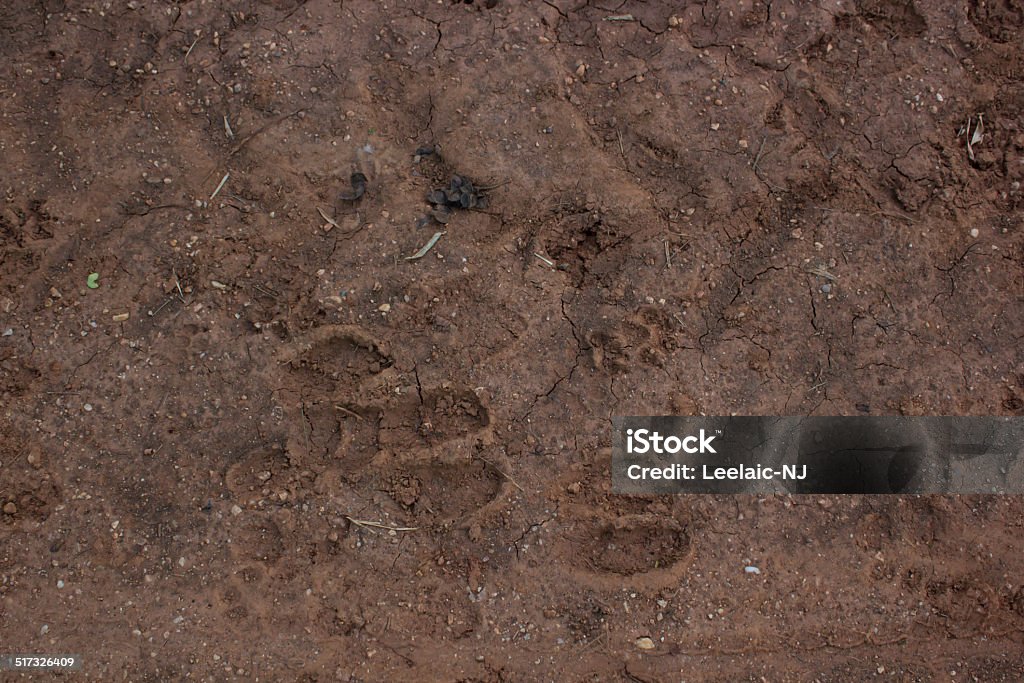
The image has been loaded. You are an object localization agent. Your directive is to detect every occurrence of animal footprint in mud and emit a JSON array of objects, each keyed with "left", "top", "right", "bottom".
[
  {"left": 362, "top": 387, "right": 497, "bottom": 522},
  {"left": 279, "top": 326, "right": 393, "bottom": 465},
  {"left": 562, "top": 513, "right": 694, "bottom": 589},
  {"left": 0, "top": 442, "right": 60, "bottom": 529},
  {"left": 307, "top": 385, "right": 491, "bottom": 471},
  {"left": 281, "top": 325, "right": 392, "bottom": 396},
  {"left": 378, "top": 386, "right": 490, "bottom": 453},
  {"left": 382, "top": 457, "right": 506, "bottom": 526},
  {"left": 587, "top": 306, "right": 681, "bottom": 372},
  {"left": 229, "top": 515, "right": 285, "bottom": 565},
  {"left": 224, "top": 443, "right": 291, "bottom": 504}
]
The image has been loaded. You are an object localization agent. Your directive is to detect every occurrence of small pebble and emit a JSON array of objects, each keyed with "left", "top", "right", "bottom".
[
  {"left": 969, "top": 228, "right": 979, "bottom": 238},
  {"left": 820, "top": 283, "right": 832, "bottom": 294},
  {"left": 635, "top": 636, "right": 656, "bottom": 650},
  {"left": 3, "top": 502, "right": 17, "bottom": 515},
  {"left": 57, "top": 580, "right": 65, "bottom": 589},
  {"left": 83, "top": 403, "right": 93, "bottom": 412},
  {"left": 744, "top": 565, "right": 761, "bottom": 574}
]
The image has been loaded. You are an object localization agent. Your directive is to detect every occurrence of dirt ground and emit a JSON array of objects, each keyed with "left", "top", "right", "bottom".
[{"left": 1, "top": 0, "right": 1023, "bottom": 680}]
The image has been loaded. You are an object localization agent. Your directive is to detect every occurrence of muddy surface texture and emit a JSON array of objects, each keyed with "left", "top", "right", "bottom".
[{"left": 1, "top": 0, "right": 1023, "bottom": 680}]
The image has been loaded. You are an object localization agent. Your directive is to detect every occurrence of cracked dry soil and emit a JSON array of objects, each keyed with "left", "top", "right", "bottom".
[{"left": 1, "top": 0, "right": 1023, "bottom": 681}]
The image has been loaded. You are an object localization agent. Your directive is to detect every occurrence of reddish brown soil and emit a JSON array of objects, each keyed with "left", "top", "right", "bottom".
[{"left": 2, "top": 0, "right": 1024, "bottom": 680}]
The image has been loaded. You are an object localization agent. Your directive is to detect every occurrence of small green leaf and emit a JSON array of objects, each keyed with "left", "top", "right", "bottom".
[{"left": 86, "top": 273, "right": 100, "bottom": 289}]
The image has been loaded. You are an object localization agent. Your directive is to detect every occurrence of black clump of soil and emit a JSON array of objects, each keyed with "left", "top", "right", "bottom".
[
  {"left": 339, "top": 172, "right": 367, "bottom": 201},
  {"left": 425, "top": 175, "right": 488, "bottom": 224}
]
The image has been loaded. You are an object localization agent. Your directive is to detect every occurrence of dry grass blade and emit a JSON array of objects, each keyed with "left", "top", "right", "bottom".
[
  {"left": 405, "top": 231, "right": 445, "bottom": 260},
  {"left": 317, "top": 207, "right": 341, "bottom": 230},
  {"left": 971, "top": 114, "right": 984, "bottom": 146},
  {"left": 210, "top": 172, "right": 230, "bottom": 200},
  {"left": 966, "top": 114, "right": 984, "bottom": 162},
  {"left": 345, "top": 517, "right": 418, "bottom": 532},
  {"left": 184, "top": 34, "right": 201, "bottom": 62},
  {"left": 228, "top": 109, "right": 307, "bottom": 158},
  {"left": 807, "top": 266, "right": 837, "bottom": 281},
  {"left": 334, "top": 405, "right": 364, "bottom": 420}
]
